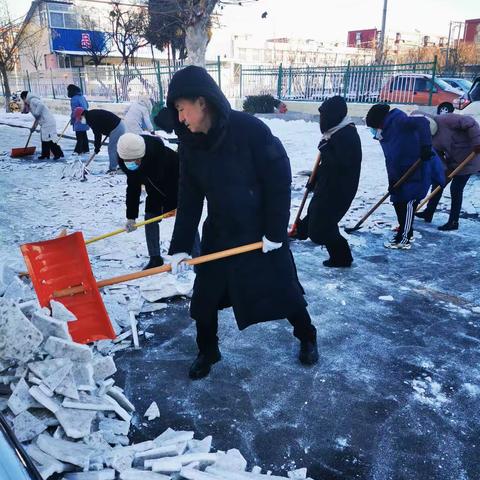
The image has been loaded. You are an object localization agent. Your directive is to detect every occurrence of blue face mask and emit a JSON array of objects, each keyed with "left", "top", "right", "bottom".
[
  {"left": 124, "top": 161, "right": 139, "bottom": 171},
  {"left": 369, "top": 127, "right": 378, "bottom": 137},
  {"left": 369, "top": 127, "right": 383, "bottom": 141}
]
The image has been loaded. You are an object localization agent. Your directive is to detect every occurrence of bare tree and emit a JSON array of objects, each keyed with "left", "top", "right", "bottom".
[
  {"left": 109, "top": 1, "right": 150, "bottom": 68},
  {"left": 0, "top": 1, "right": 43, "bottom": 112},
  {"left": 147, "top": 1, "right": 258, "bottom": 68},
  {"left": 22, "top": 29, "right": 44, "bottom": 71}
]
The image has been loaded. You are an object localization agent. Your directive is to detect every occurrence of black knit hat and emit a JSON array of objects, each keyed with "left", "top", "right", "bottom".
[
  {"left": 318, "top": 95, "right": 348, "bottom": 133},
  {"left": 365, "top": 103, "right": 390, "bottom": 128}
]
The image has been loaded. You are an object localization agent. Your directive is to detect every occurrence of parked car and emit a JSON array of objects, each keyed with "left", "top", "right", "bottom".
[
  {"left": 380, "top": 74, "right": 463, "bottom": 114},
  {"left": 0, "top": 413, "right": 42, "bottom": 479},
  {"left": 440, "top": 77, "right": 473, "bottom": 94},
  {"left": 454, "top": 76, "right": 480, "bottom": 116}
]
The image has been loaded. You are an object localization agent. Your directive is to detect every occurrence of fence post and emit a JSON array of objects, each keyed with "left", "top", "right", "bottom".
[
  {"left": 428, "top": 56, "right": 438, "bottom": 107},
  {"left": 343, "top": 61, "right": 351, "bottom": 99},
  {"left": 155, "top": 61, "right": 164, "bottom": 108},
  {"left": 288, "top": 66, "right": 292, "bottom": 96},
  {"left": 305, "top": 65, "right": 310, "bottom": 99},
  {"left": 26, "top": 70, "right": 31, "bottom": 91},
  {"left": 239, "top": 64, "right": 243, "bottom": 98},
  {"left": 78, "top": 67, "right": 85, "bottom": 94},
  {"left": 112, "top": 65, "right": 119, "bottom": 103},
  {"left": 217, "top": 56, "right": 221, "bottom": 89},
  {"left": 321, "top": 66, "right": 327, "bottom": 98},
  {"left": 49, "top": 69, "right": 56, "bottom": 99},
  {"left": 277, "top": 63, "right": 283, "bottom": 99}
]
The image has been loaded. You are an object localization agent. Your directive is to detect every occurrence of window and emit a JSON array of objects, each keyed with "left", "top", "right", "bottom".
[
  {"left": 50, "top": 12, "right": 64, "bottom": 28},
  {"left": 64, "top": 13, "right": 78, "bottom": 29},
  {"left": 414, "top": 78, "right": 429, "bottom": 92}
]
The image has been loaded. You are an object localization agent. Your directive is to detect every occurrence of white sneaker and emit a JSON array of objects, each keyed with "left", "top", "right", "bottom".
[{"left": 384, "top": 239, "right": 412, "bottom": 250}]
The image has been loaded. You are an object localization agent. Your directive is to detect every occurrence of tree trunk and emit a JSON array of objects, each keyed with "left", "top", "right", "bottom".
[
  {"left": 185, "top": 19, "right": 209, "bottom": 68},
  {"left": 0, "top": 63, "right": 12, "bottom": 113}
]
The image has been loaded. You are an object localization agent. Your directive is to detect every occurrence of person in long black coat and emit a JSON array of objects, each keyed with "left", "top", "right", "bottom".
[
  {"left": 295, "top": 96, "right": 362, "bottom": 267},
  {"left": 161, "top": 66, "right": 318, "bottom": 380},
  {"left": 117, "top": 133, "right": 179, "bottom": 270}
]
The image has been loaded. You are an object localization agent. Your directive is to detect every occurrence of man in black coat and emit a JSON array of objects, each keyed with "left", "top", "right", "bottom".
[
  {"left": 117, "top": 133, "right": 179, "bottom": 270},
  {"left": 295, "top": 96, "right": 362, "bottom": 267},
  {"left": 161, "top": 66, "right": 318, "bottom": 380}
]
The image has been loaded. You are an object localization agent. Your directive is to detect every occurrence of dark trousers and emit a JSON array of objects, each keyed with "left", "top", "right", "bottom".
[
  {"left": 195, "top": 308, "right": 317, "bottom": 355},
  {"left": 145, "top": 211, "right": 201, "bottom": 259},
  {"left": 393, "top": 200, "right": 418, "bottom": 243},
  {"left": 74, "top": 131, "right": 89, "bottom": 154},
  {"left": 424, "top": 175, "right": 471, "bottom": 223},
  {"left": 297, "top": 213, "right": 353, "bottom": 265},
  {"left": 40, "top": 141, "right": 63, "bottom": 159}
]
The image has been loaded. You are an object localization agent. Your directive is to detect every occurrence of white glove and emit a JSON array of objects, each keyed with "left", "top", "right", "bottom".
[
  {"left": 262, "top": 235, "right": 282, "bottom": 253},
  {"left": 125, "top": 219, "right": 137, "bottom": 232},
  {"left": 169, "top": 252, "right": 191, "bottom": 275}
]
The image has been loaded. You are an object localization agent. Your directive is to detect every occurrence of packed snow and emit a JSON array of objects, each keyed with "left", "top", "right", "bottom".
[{"left": 0, "top": 107, "right": 479, "bottom": 479}]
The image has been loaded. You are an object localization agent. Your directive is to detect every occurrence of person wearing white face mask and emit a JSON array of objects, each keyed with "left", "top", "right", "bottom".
[{"left": 117, "top": 132, "right": 179, "bottom": 270}]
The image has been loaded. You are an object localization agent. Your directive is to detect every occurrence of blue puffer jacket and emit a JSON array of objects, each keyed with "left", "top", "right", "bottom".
[
  {"left": 70, "top": 93, "right": 89, "bottom": 132},
  {"left": 379, "top": 108, "right": 444, "bottom": 202}
]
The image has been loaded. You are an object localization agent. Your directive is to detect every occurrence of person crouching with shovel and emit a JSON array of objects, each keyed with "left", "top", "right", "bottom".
[
  {"left": 366, "top": 103, "right": 443, "bottom": 250},
  {"left": 21, "top": 91, "right": 64, "bottom": 160},
  {"left": 117, "top": 132, "right": 179, "bottom": 270},
  {"left": 161, "top": 66, "right": 318, "bottom": 380}
]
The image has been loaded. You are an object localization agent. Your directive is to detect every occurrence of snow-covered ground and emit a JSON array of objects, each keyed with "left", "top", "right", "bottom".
[{"left": 1, "top": 110, "right": 480, "bottom": 479}]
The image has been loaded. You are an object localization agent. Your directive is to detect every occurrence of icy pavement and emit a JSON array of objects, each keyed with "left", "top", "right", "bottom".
[{"left": 1, "top": 111, "right": 480, "bottom": 479}]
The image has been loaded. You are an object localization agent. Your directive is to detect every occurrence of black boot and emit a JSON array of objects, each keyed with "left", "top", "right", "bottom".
[
  {"left": 142, "top": 256, "right": 163, "bottom": 270},
  {"left": 189, "top": 347, "right": 221, "bottom": 380},
  {"left": 415, "top": 211, "right": 433, "bottom": 223},
  {"left": 438, "top": 221, "right": 459, "bottom": 231},
  {"left": 299, "top": 338, "right": 319, "bottom": 365},
  {"left": 323, "top": 258, "right": 352, "bottom": 268}
]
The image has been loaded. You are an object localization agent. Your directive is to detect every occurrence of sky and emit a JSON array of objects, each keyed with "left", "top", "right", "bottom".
[{"left": 6, "top": 0, "right": 480, "bottom": 44}]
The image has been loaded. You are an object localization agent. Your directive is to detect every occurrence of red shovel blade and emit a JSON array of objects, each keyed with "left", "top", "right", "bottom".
[
  {"left": 21, "top": 232, "right": 116, "bottom": 344},
  {"left": 11, "top": 146, "right": 36, "bottom": 158}
]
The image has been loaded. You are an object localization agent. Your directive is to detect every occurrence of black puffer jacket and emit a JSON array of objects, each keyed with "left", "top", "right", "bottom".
[
  {"left": 118, "top": 135, "right": 179, "bottom": 219},
  {"left": 306, "top": 97, "right": 362, "bottom": 241},
  {"left": 166, "top": 66, "right": 306, "bottom": 329}
]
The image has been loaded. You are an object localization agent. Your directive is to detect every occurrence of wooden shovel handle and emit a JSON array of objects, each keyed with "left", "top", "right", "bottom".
[
  {"left": 416, "top": 151, "right": 476, "bottom": 212},
  {"left": 349, "top": 158, "right": 422, "bottom": 231},
  {"left": 85, "top": 210, "right": 176, "bottom": 245},
  {"left": 53, "top": 241, "right": 264, "bottom": 298},
  {"left": 289, "top": 152, "right": 321, "bottom": 236},
  {"left": 54, "top": 121, "right": 70, "bottom": 144}
]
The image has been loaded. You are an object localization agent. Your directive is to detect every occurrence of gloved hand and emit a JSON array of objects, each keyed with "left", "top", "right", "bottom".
[
  {"left": 262, "top": 236, "right": 282, "bottom": 253},
  {"left": 420, "top": 145, "right": 433, "bottom": 161},
  {"left": 169, "top": 252, "right": 191, "bottom": 275},
  {"left": 125, "top": 219, "right": 136, "bottom": 232},
  {"left": 473, "top": 145, "right": 480, "bottom": 154}
]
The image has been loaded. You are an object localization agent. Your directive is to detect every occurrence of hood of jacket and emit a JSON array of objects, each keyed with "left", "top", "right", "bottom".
[
  {"left": 319, "top": 95, "right": 348, "bottom": 133},
  {"left": 67, "top": 84, "right": 82, "bottom": 98}
]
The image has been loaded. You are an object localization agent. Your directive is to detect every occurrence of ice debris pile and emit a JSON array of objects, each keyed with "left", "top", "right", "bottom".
[{"left": 0, "top": 264, "right": 314, "bottom": 480}]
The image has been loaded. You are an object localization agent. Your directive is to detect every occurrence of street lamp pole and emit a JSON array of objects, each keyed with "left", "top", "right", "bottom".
[{"left": 376, "top": 0, "right": 388, "bottom": 63}]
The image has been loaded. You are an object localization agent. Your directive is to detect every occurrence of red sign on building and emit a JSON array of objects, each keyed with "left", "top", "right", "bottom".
[
  {"left": 464, "top": 18, "right": 480, "bottom": 44},
  {"left": 81, "top": 32, "right": 91, "bottom": 49},
  {"left": 347, "top": 29, "right": 378, "bottom": 49}
]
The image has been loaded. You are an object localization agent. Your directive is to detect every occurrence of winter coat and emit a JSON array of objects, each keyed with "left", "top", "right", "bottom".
[
  {"left": 124, "top": 99, "right": 154, "bottom": 135},
  {"left": 166, "top": 66, "right": 306, "bottom": 329},
  {"left": 26, "top": 93, "right": 57, "bottom": 142},
  {"left": 306, "top": 122, "right": 362, "bottom": 242},
  {"left": 69, "top": 88, "right": 89, "bottom": 133},
  {"left": 118, "top": 135, "right": 179, "bottom": 219},
  {"left": 379, "top": 108, "right": 444, "bottom": 202},
  {"left": 84, "top": 110, "right": 121, "bottom": 152},
  {"left": 432, "top": 114, "right": 480, "bottom": 175}
]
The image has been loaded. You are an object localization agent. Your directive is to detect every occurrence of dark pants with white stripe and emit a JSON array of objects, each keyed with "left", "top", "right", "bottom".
[{"left": 393, "top": 200, "right": 419, "bottom": 243}]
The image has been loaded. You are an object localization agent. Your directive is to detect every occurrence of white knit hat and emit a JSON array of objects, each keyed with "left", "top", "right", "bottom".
[{"left": 117, "top": 133, "right": 146, "bottom": 160}]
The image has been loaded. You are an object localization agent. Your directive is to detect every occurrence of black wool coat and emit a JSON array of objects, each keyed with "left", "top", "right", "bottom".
[
  {"left": 118, "top": 135, "right": 179, "bottom": 219},
  {"left": 306, "top": 124, "right": 362, "bottom": 243},
  {"left": 167, "top": 66, "right": 306, "bottom": 329}
]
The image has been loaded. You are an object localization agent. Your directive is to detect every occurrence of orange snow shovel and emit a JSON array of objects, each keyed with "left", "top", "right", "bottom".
[
  {"left": 21, "top": 233, "right": 262, "bottom": 344},
  {"left": 11, "top": 127, "right": 36, "bottom": 158}
]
